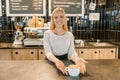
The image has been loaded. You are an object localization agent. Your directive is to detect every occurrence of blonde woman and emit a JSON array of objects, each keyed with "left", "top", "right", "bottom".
[{"left": 43, "top": 7, "right": 87, "bottom": 75}]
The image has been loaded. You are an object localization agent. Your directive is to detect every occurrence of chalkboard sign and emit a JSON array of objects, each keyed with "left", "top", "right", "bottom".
[
  {"left": 6, "top": 0, "right": 46, "bottom": 16},
  {"left": 0, "top": 0, "right": 2, "bottom": 16},
  {"left": 49, "top": 0, "right": 84, "bottom": 16}
]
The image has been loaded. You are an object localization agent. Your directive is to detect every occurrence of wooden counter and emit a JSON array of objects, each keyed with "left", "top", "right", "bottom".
[
  {"left": 0, "top": 43, "right": 119, "bottom": 60},
  {"left": 0, "top": 60, "right": 120, "bottom": 80}
]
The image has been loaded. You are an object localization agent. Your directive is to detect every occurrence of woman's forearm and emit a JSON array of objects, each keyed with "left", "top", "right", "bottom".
[
  {"left": 71, "top": 55, "right": 88, "bottom": 65},
  {"left": 48, "top": 55, "right": 59, "bottom": 64},
  {"left": 71, "top": 55, "right": 80, "bottom": 64}
]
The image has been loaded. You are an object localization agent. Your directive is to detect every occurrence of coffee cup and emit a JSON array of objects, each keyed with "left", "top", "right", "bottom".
[{"left": 65, "top": 65, "right": 80, "bottom": 77}]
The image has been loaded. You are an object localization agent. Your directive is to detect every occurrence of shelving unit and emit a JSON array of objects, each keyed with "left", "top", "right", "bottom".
[{"left": 0, "top": 0, "right": 119, "bottom": 61}]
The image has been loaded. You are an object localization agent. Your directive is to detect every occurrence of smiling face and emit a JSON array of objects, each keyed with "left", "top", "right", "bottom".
[
  {"left": 53, "top": 11, "right": 65, "bottom": 28},
  {"left": 50, "top": 8, "right": 68, "bottom": 31}
]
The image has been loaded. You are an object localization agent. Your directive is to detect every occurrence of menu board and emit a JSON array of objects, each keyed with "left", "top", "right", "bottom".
[
  {"left": 0, "top": 0, "right": 2, "bottom": 16},
  {"left": 6, "top": 0, "right": 46, "bottom": 16},
  {"left": 49, "top": 0, "right": 84, "bottom": 16}
]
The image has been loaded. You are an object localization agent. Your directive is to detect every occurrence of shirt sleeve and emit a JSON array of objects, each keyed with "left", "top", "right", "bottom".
[
  {"left": 68, "top": 33, "right": 78, "bottom": 59},
  {"left": 43, "top": 31, "right": 53, "bottom": 59}
]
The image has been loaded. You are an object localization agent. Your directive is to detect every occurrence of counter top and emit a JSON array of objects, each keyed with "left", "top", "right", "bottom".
[
  {"left": 0, "top": 43, "right": 43, "bottom": 49},
  {"left": 0, "top": 42, "right": 118, "bottom": 49},
  {"left": 0, "top": 60, "right": 120, "bottom": 80}
]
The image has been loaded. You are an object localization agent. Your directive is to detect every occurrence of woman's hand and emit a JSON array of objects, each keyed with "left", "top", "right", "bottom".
[
  {"left": 75, "top": 58, "right": 88, "bottom": 74},
  {"left": 55, "top": 60, "right": 68, "bottom": 75}
]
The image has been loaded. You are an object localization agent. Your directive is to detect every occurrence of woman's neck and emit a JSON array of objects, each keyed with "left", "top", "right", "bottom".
[{"left": 53, "top": 28, "right": 66, "bottom": 36}]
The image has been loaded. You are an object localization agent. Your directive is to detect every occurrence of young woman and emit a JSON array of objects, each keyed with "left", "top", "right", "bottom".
[{"left": 43, "top": 7, "right": 87, "bottom": 75}]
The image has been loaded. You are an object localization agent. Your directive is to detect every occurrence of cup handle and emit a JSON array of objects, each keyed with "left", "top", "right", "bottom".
[{"left": 65, "top": 67, "right": 69, "bottom": 71}]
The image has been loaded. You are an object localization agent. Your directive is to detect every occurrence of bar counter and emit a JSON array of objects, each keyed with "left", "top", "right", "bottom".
[{"left": 0, "top": 59, "right": 120, "bottom": 80}]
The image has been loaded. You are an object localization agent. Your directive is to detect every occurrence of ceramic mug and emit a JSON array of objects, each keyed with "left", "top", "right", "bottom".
[{"left": 65, "top": 65, "right": 80, "bottom": 77}]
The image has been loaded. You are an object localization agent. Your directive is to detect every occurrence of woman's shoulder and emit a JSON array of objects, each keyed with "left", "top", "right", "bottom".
[
  {"left": 44, "top": 30, "right": 53, "bottom": 37},
  {"left": 66, "top": 31, "right": 74, "bottom": 36},
  {"left": 44, "top": 30, "right": 52, "bottom": 34},
  {"left": 65, "top": 31, "right": 74, "bottom": 39}
]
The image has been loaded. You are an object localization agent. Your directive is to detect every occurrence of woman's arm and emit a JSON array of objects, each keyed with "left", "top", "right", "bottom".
[
  {"left": 43, "top": 31, "right": 59, "bottom": 62},
  {"left": 71, "top": 55, "right": 88, "bottom": 74},
  {"left": 67, "top": 33, "right": 88, "bottom": 74},
  {"left": 48, "top": 54, "right": 67, "bottom": 75},
  {"left": 43, "top": 31, "right": 53, "bottom": 59},
  {"left": 67, "top": 33, "right": 78, "bottom": 59},
  {"left": 43, "top": 31, "right": 67, "bottom": 75}
]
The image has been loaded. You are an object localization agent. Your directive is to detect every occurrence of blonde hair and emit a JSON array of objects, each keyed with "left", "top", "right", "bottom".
[{"left": 50, "top": 7, "right": 68, "bottom": 31}]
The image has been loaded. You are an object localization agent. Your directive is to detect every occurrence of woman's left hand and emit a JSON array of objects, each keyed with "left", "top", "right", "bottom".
[{"left": 75, "top": 58, "right": 88, "bottom": 74}]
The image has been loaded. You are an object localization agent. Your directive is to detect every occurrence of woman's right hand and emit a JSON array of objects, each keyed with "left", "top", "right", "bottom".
[{"left": 55, "top": 60, "right": 68, "bottom": 75}]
